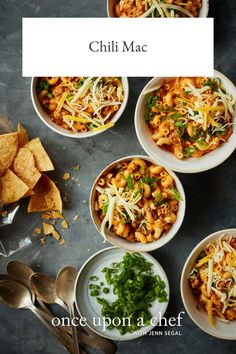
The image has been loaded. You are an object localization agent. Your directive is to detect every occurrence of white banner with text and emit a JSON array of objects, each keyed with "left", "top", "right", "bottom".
[{"left": 22, "top": 18, "right": 214, "bottom": 77}]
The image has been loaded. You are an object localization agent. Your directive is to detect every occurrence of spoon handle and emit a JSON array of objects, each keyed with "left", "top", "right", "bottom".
[
  {"left": 53, "top": 300, "right": 115, "bottom": 354},
  {"left": 57, "top": 298, "right": 69, "bottom": 311},
  {"left": 29, "top": 305, "right": 73, "bottom": 354},
  {"left": 80, "top": 322, "right": 116, "bottom": 354},
  {"left": 69, "top": 304, "right": 80, "bottom": 354}
]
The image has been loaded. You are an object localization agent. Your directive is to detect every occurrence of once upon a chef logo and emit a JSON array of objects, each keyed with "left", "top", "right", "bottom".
[{"left": 51, "top": 311, "right": 185, "bottom": 334}]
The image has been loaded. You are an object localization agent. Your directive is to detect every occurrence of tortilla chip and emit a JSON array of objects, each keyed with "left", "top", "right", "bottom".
[
  {"left": 42, "top": 212, "right": 53, "bottom": 220},
  {"left": 33, "top": 227, "right": 42, "bottom": 235},
  {"left": 0, "top": 169, "right": 29, "bottom": 205},
  {"left": 0, "top": 132, "right": 18, "bottom": 177},
  {"left": 61, "top": 219, "right": 69, "bottom": 229},
  {"left": 13, "top": 148, "right": 41, "bottom": 190},
  {"left": 43, "top": 222, "right": 55, "bottom": 235},
  {"left": 18, "top": 123, "right": 29, "bottom": 147},
  {"left": 40, "top": 237, "right": 46, "bottom": 245},
  {"left": 52, "top": 229, "right": 61, "bottom": 240},
  {"left": 51, "top": 211, "right": 64, "bottom": 219},
  {"left": 42, "top": 210, "right": 64, "bottom": 220},
  {"left": 27, "top": 174, "right": 62, "bottom": 213},
  {"left": 24, "top": 138, "right": 54, "bottom": 172},
  {"left": 63, "top": 173, "right": 71, "bottom": 181},
  {"left": 24, "top": 190, "right": 35, "bottom": 197},
  {"left": 1, "top": 210, "right": 8, "bottom": 218}
]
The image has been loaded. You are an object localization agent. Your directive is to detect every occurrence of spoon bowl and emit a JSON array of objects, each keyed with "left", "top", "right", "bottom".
[
  {"left": 0, "top": 279, "right": 32, "bottom": 309},
  {"left": 56, "top": 267, "right": 78, "bottom": 305},
  {"left": 7, "top": 260, "right": 34, "bottom": 287},
  {"left": 30, "top": 272, "right": 67, "bottom": 309}
]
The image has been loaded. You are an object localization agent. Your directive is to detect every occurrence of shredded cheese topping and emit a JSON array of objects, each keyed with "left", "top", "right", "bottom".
[{"left": 189, "top": 234, "right": 236, "bottom": 326}]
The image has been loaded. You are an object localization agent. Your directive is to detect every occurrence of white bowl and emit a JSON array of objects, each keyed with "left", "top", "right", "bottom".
[
  {"left": 74, "top": 246, "right": 170, "bottom": 341},
  {"left": 181, "top": 229, "right": 236, "bottom": 340},
  {"left": 90, "top": 155, "right": 186, "bottom": 252},
  {"left": 31, "top": 77, "right": 129, "bottom": 138},
  {"left": 135, "top": 70, "right": 236, "bottom": 173},
  {"left": 107, "top": 0, "right": 209, "bottom": 17}
]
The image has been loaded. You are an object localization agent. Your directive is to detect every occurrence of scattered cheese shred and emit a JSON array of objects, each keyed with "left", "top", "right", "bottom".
[
  {"left": 73, "top": 214, "right": 80, "bottom": 221},
  {"left": 63, "top": 115, "right": 89, "bottom": 123},
  {"left": 206, "top": 300, "right": 215, "bottom": 328},
  {"left": 57, "top": 92, "right": 68, "bottom": 112},
  {"left": 91, "top": 122, "right": 115, "bottom": 132},
  {"left": 207, "top": 258, "right": 213, "bottom": 296},
  {"left": 195, "top": 253, "right": 214, "bottom": 268}
]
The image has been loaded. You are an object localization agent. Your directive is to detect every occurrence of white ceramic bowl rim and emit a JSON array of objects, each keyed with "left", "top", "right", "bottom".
[
  {"left": 89, "top": 155, "right": 186, "bottom": 252},
  {"left": 31, "top": 77, "right": 129, "bottom": 139},
  {"left": 180, "top": 228, "right": 236, "bottom": 340},
  {"left": 74, "top": 246, "right": 170, "bottom": 341},
  {"left": 135, "top": 70, "right": 236, "bottom": 173}
]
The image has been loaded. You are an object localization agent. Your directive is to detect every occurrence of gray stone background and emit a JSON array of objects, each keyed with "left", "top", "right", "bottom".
[{"left": 0, "top": 0, "right": 236, "bottom": 353}]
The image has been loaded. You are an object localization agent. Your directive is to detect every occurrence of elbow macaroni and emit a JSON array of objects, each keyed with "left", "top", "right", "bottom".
[
  {"left": 146, "top": 77, "right": 235, "bottom": 160},
  {"left": 189, "top": 236, "right": 236, "bottom": 325},
  {"left": 95, "top": 158, "right": 181, "bottom": 243},
  {"left": 114, "top": 0, "right": 202, "bottom": 18}
]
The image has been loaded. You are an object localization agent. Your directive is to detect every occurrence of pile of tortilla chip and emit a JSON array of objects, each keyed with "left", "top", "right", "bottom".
[{"left": 0, "top": 123, "right": 62, "bottom": 213}]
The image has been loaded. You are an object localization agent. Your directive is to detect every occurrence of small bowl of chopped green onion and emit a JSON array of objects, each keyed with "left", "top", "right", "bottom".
[
  {"left": 90, "top": 155, "right": 186, "bottom": 251},
  {"left": 135, "top": 71, "right": 236, "bottom": 173},
  {"left": 74, "top": 247, "right": 170, "bottom": 340},
  {"left": 31, "top": 77, "right": 129, "bottom": 138}
]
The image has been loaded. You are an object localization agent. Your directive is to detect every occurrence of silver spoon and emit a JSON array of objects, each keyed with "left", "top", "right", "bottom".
[
  {"left": 30, "top": 272, "right": 67, "bottom": 310},
  {"left": 6, "top": 262, "right": 75, "bottom": 353},
  {"left": 7, "top": 263, "right": 87, "bottom": 354},
  {"left": 0, "top": 279, "right": 73, "bottom": 353},
  {"left": 6, "top": 263, "right": 115, "bottom": 354},
  {"left": 56, "top": 267, "right": 80, "bottom": 354},
  {"left": 30, "top": 272, "right": 112, "bottom": 352},
  {"left": 7, "top": 260, "right": 36, "bottom": 302}
]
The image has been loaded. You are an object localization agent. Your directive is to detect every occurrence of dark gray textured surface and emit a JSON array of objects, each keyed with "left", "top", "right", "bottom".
[{"left": 0, "top": 1, "right": 236, "bottom": 353}]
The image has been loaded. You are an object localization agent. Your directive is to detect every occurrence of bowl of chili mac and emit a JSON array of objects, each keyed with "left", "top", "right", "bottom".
[
  {"left": 90, "top": 155, "right": 185, "bottom": 252},
  {"left": 135, "top": 71, "right": 236, "bottom": 173},
  {"left": 181, "top": 229, "right": 236, "bottom": 339},
  {"left": 107, "top": 0, "right": 209, "bottom": 18},
  {"left": 31, "top": 77, "right": 129, "bottom": 138}
]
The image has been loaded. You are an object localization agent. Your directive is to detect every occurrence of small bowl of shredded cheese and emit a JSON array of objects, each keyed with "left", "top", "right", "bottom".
[
  {"left": 31, "top": 77, "right": 129, "bottom": 138},
  {"left": 181, "top": 229, "right": 236, "bottom": 339}
]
